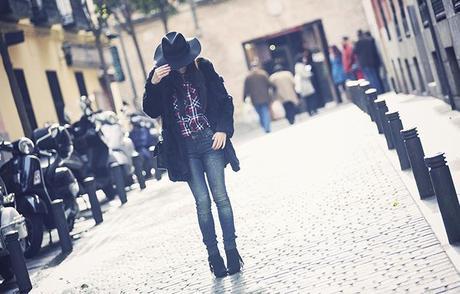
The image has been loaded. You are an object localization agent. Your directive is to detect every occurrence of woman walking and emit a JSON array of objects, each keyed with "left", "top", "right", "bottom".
[
  {"left": 294, "top": 57, "right": 316, "bottom": 116},
  {"left": 143, "top": 32, "right": 242, "bottom": 278},
  {"left": 329, "top": 45, "right": 346, "bottom": 103},
  {"left": 269, "top": 64, "right": 299, "bottom": 125}
]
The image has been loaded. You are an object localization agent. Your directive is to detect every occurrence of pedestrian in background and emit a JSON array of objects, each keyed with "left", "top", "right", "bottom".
[
  {"left": 243, "top": 63, "right": 273, "bottom": 133},
  {"left": 329, "top": 45, "right": 345, "bottom": 103},
  {"left": 341, "top": 36, "right": 357, "bottom": 81},
  {"left": 143, "top": 32, "right": 242, "bottom": 278},
  {"left": 354, "top": 30, "right": 384, "bottom": 94},
  {"left": 269, "top": 64, "right": 299, "bottom": 125},
  {"left": 294, "top": 58, "right": 316, "bottom": 116}
]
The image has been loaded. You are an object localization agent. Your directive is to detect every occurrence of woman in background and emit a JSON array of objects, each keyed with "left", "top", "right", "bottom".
[{"left": 329, "top": 45, "right": 346, "bottom": 103}]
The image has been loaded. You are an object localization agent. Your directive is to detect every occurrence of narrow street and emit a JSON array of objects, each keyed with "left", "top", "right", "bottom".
[{"left": 30, "top": 104, "right": 460, "bottom": 293}]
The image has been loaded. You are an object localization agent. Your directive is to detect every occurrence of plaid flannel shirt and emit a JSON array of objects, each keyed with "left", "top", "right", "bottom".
[{"left": 172, "top": 80, "right": 210, "bottom": 137}]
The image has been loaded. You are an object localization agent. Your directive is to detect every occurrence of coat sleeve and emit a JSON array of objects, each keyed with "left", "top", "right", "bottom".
[
  {"left": 142, "top": 68, "right": 163, "bottom": 119},
  {"left": 198, "top": 58, "right": 235, "bottom": 137}
]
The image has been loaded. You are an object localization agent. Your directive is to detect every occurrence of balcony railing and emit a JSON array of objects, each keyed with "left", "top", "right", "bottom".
[
  {"left": 31, "top": 0, "right": 62, "bottom": 26},
  {"left": 453, "top": 0, "right": 460, "bottom": 13},
  {"left": 0, "top": 0, "right": 31, "bottom": 22},
  {"left": 431, "top": 0, "right": 446, "bottom": 21}
]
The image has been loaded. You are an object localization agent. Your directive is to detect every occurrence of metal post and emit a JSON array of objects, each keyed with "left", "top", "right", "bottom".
[
  {"left": 111, "top": 163, "right": 128, "bottom": 204},
  {"left": 386, "top": 111, "right": 411, "bottom": 170},
  {"left": 51, "top": 199, "right": 73, "bottom": 253},
  {"left": 375, "top": 99, "right": 394, "bottom": 149},
  {"left": 83, "top": 177, "right": 103, "bottom": 224},
  {"left": 365, "top": 88, "right": 379, "bottom": 124},
  {"left": 132, "top": 154, "right": 146, "bottom": 190},
  {"left": 425, "top": 153, "right": 460, "bottom": 244},
  {"left": 401, "top": 128, "right": 435, "bottom": 199},
  {"left": 4, "top": 231, "right": 32, "bottom": 293}
]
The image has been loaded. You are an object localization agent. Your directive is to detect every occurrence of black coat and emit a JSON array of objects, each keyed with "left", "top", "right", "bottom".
[{"left": 142, "top": 58, "right": 240, "bottom": 182}]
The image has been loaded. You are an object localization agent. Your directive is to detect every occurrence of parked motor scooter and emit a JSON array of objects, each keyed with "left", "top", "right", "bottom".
[
  {"left": 128, "top": 113, "right": 163, "bottom": 180},
  {"left": 93, "top": 110, "right": 136, "bottom": 186},
  {"left": 0, "top": 130, "right": 78, "bottom": 258},
  {"left": 63, "top": 96, "right": 129, "bottom": 200},
  {"left": 0, "top": 174, "right": 27, "bottom": 286},
  {"left": 32, "top": 125, "right": 80, "bottom": 229}
]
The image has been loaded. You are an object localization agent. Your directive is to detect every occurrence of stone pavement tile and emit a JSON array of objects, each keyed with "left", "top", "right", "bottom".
[{"left": 31, "top": 105, "right": 460, "bottom": 293}]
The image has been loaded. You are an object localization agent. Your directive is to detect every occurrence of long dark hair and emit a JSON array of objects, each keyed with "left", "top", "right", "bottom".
[
  {"left": 331, "top": 45, "right": 342, "bottom": 59},
  {"left": 165, "top": 61, "right": 208, "bottom": 112}
]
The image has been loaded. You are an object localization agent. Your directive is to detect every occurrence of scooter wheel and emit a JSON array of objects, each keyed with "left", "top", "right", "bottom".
[
  {"left": 24, "top": 214, "right": 44, "bottom": 258},
  {"left": 0, "top": 256, "right": 14, "bottom": 281},
  {"left": 102, "top": 184, "right": 116, "bottom": 200}
]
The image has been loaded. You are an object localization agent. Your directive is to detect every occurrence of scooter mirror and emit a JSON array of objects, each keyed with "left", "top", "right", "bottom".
[{"left": 49, "top": 124, "right": 60, "bottom": 138}]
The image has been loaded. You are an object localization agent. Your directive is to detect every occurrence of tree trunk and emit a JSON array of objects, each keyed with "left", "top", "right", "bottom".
[
  {"left": 159, "top": 2, "right": 169, "bottom": 34},
  {"left": 126, "top": 19, "right": 147, "bottom": 79},
  {"left": 95, "top": 30, "right": 116, "bottom": 111}
]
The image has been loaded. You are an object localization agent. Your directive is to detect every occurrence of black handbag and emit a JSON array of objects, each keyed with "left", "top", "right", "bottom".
[{"left": 152, "top": 141, "right": 167, "bottom": 170}]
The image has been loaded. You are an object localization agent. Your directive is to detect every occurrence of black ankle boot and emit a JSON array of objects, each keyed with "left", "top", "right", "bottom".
[
  {"left": 208, "top": 254, "right": 227, "bottom": 278},
  {"left": 225, "top": 249, "right": 243, "bottom": 275}
]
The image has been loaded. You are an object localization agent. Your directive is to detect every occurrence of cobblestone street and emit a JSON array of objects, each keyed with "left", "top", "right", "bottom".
[{"left": 32, "top": 104, "right": 460, "bottom": 293}]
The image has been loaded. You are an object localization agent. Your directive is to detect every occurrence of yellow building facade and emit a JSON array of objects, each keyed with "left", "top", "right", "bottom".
[{"left": 0, "top": 21, "right": 109, "bottom": 140}]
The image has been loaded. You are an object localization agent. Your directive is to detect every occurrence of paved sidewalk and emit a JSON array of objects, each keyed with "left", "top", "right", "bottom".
[
  {"left": 377, "top": 92, "right": 460, "bottom": 273},
  {"left": 31, "top": 104, "right": 459, "bottom": 293}
]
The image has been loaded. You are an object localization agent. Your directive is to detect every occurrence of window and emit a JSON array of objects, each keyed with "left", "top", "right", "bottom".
[
  {"left": 413, "top": 57, "right": 426, "bottom": 92},
  {"left": 453, "top": 0, "right": 460, "bottom": 13},
  {"left": 389, "top": 0, "right": 403, "bottom": 41},
  {"left": 377, "top": 0, "right": 392, "bottom": 40},
  {"left": 404, "top": 58, "right": 416, "bottom": 91},
  {"left": 75, "top": 72, "right": 88, "bottom": 96},
  {"left": 398, "top": 0, "right": 411, "bottom": 37},
  {"left": 398, "top": 58, "right": 409, "bottom": 92},
  {"left": 418, "top": 0, "right": 430, "bottom": 28},
  {"left": 392, "top": 59, "right": 403, "bottom": 92},
  {"left": 13, "top": 69, "right": 38, "bottom": 131},
  {"left": 431, "top": 0, "right": 446, "bottom": 21},
  {"left": 45, "top": 71, "right": 66, "bottom": 125}
]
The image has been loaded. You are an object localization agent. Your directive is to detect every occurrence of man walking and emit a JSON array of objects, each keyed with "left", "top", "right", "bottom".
[
  {"left": 243, "top": 63, "right": 273, "bottom": 133},
  {"left": 342, "top": 36, "right": 356, "bottom": 80},
  {"left": 354, "top": 30, "right": 384, "bottom": 94},
  {"left": 269, "top": 64, "right": 299, "bottom": 125}
]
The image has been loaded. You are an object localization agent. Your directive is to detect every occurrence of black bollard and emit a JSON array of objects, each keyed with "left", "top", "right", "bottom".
[
  {"left": 358, "top": 80, "right": 371, "bottom": 113},
  {"left": 375, "top": 99, "right": 394, "bottom": 149},
  {"left": 4, "top": 231, "right": 33, "bottom": 293},
  {"left": 345, "top": 80, "right": 360, "bottom": 107},
  {"left": 401, "top": 128, "right": 435, "bottom": 199},
  {"left": 51, "top": 199, "right": 73, "bottom": 253},
  {"left": 425, "top": 153, "right": 460, "bottom": 244},
  {"left": 386, "top": 111, "right": 411, "bottom": 170},
  {"left": 365, "top": 88, "right": 378, "bottom": 123},
  {"left": 132, "top": 154, "right": 146, "bottom": 190},
  {"left": 111, "top": 163, "right": 128, "bottom": 204},
  {"left": 83, "top": 177, "right": 103, "bottom": 224}
]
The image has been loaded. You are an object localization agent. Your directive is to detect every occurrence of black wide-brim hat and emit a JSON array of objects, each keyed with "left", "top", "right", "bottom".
[{"left": 154, "top": 31, "right": 201, "bottom": 70}]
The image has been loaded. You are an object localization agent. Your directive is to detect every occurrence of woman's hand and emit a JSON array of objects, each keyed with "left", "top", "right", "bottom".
[
  {"left": 212, "top": 132, "right": 227, "bottom": 150},
  {"left": 151, "top": 64, "right": 171, "bottom": 84}
]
